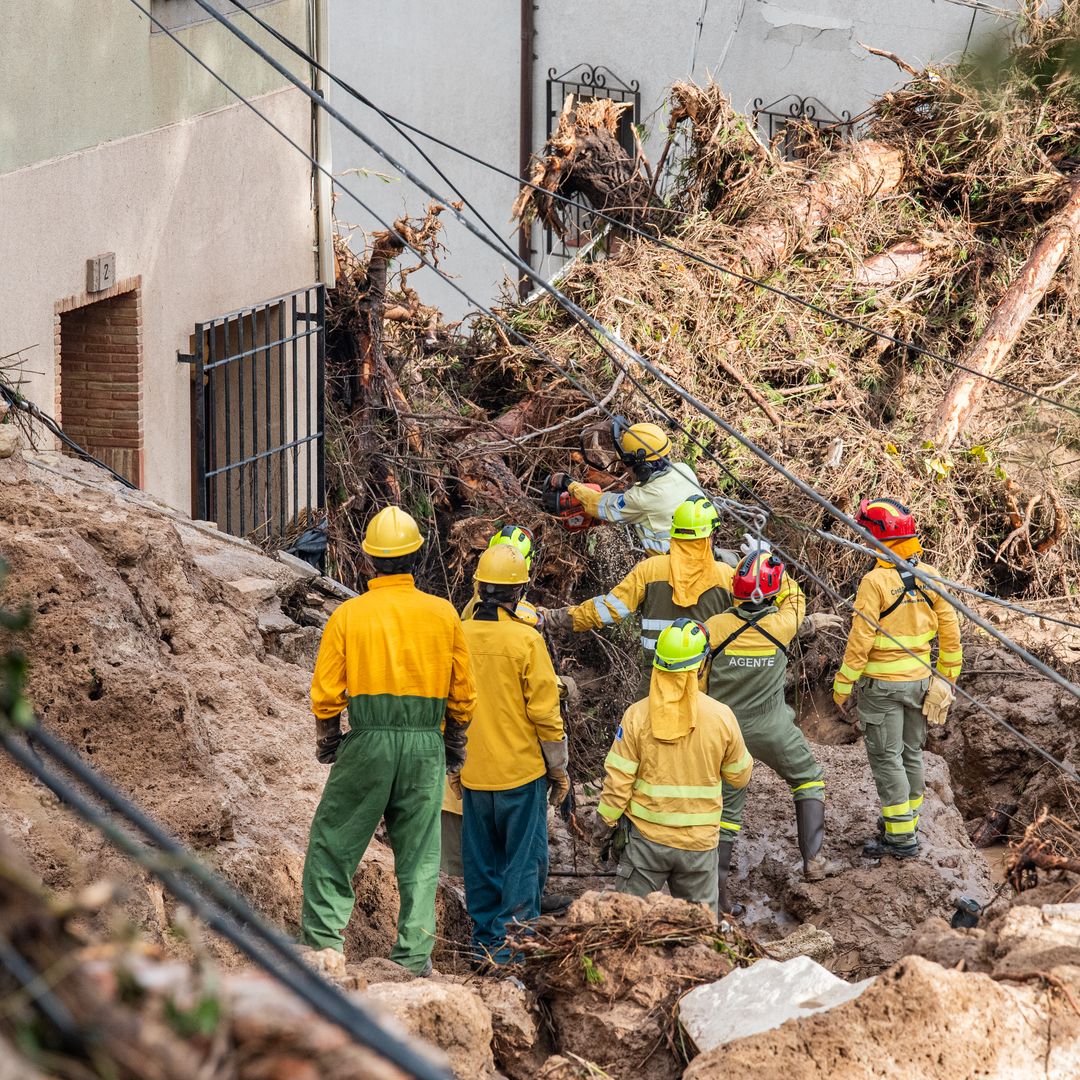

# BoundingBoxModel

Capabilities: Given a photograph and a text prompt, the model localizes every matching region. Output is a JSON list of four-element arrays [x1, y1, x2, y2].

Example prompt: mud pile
[[0, 447, 469, 964]]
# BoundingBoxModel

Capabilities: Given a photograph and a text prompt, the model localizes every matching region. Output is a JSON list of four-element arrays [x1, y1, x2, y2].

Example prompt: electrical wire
[[0, 719, 451, 1080], [220, 0, 1080, 422], [0, 380, 136, 490], [131, 0, 1080, 779]]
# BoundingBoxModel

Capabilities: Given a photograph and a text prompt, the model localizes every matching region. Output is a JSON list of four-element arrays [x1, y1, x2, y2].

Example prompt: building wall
[[0, 88, 316, 512], [327, 0, 1025, 318], [0, 0, 319, 515]]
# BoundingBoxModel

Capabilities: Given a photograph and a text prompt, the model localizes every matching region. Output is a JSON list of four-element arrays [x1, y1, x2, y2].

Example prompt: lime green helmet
[[488, 525, 535, 573], [653, 618, 710, 671], [670, 495, 719, 541]]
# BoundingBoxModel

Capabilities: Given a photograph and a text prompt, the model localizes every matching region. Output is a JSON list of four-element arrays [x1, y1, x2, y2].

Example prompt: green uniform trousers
[[301, 726, 444, 971], [719, 697, 824, 841], [615, 822, 719, 915], [856, 677, 929, 848]]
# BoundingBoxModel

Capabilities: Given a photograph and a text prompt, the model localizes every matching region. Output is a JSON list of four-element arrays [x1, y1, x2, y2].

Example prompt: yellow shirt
[[460, 610, 564, 792], [598, 691, 752, 850], [310, 574, 476, 728]]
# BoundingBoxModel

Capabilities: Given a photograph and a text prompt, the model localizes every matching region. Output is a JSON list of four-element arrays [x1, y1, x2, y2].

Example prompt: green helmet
[[653, 618, 710, 671], [488, 525, 534, 573], [670, 495, 719, 541]]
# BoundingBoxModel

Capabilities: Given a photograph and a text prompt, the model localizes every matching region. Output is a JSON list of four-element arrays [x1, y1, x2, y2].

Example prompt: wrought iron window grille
[[752, 95, 856, 158], [543, 64, 641, 264]]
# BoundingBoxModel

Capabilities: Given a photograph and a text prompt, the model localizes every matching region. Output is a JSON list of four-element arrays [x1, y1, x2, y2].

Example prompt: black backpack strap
[[879, 564, 933, 621], [710, 611, 788, 658]]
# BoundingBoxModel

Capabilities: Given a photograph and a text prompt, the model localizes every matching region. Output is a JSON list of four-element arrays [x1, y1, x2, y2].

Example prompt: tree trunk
[[926, 179, 1080, 448], [733, 141, 904, 280]]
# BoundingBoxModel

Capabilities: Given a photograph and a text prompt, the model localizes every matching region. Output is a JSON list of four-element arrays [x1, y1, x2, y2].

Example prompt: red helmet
[[856, 498, 917, 541], [733, 552, 785, 600]]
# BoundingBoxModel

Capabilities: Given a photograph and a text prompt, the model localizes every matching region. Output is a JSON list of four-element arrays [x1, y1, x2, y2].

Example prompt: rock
[[684, 955, 1080, 1079], [0, 426, 21, 459], [992, 903, 1080, 976], [258, 605, 301, 634], [764, 922, 835, 963], [679, 955, 874, 1052], [478, 977, 551, 1079], [364, 979, 496, 1078], [227, 576, 280, 604], [297, 945, 347, 980]]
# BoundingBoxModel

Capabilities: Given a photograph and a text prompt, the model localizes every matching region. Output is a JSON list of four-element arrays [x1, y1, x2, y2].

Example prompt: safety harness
[[878, 560, 933, 622], [710, 608, 789, 658]]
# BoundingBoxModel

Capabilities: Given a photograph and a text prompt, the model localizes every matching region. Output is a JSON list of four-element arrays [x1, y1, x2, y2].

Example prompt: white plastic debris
[[679, 955, 875, 1050]]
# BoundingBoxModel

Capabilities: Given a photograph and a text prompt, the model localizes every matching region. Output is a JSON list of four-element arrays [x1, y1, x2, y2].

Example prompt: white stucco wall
[[0, 88, 316, 512], [327, 0, 1026, 318]]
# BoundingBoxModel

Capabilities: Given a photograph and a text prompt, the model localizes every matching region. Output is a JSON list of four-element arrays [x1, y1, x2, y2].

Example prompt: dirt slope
[[0, 448, 413, 958]]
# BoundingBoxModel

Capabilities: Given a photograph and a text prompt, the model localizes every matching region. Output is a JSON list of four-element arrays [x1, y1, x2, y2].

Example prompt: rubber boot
[[540, 892, 573, 915], [862, 834, 919, 859], [795, 798, 827, 881], [717, 840, 743, 916]]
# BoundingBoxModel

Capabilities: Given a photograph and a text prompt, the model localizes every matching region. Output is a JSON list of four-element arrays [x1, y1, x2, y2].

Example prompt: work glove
[[543, 607, 574, 635], [447, 771, 464, 801], [547, 769, 571, 808], [443, 715, 470, 774], [557, 675, 579, 708], [315, 716, 342, 764], [923, 677, 955, 726], [798, 612, 847, 640], [833, 690, 855, 719], [548, 472, 574, 493], [590, 810, 615, 847], [740, 532, 772, 557]]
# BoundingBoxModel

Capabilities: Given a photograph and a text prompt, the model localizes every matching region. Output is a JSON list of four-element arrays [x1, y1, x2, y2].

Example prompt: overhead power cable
[[0, 719, 450, 1080], [222, 0, 1080, 422], [131, 0, 1080, 782]]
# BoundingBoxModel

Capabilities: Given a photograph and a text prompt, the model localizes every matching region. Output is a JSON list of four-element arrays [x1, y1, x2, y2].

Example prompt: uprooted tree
[[323, 3, 1080, 766]]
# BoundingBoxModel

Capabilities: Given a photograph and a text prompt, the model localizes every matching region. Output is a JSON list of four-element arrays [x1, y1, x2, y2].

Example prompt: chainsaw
[[541, 474, 602, 534]]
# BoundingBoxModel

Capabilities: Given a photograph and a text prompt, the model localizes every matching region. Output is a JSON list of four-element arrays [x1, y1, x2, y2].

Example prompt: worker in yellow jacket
[[594, 618, 752, 915], [832, 499, 963, 859], [549, 418, 701, 554], [546, 497, 802, 673], [301, 507, 476, 974], [457, 544, 567, 965]]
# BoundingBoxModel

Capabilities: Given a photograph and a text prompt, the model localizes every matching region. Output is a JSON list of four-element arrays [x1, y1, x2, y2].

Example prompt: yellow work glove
[[923, 678, 955, 726]]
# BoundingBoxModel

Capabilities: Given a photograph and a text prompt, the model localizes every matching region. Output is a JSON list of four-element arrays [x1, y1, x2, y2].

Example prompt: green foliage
[[581, 954, 604, 985], [164, 993, 222, 1039]]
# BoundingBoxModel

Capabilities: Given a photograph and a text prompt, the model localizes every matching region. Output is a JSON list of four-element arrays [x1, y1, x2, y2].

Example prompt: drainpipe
[[518, 0, 535, 300], [313, 0, 335, 286]]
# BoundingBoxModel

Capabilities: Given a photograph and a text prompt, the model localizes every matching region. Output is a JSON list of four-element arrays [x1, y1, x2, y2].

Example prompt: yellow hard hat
[[475, 545, 529, 585], [361, 505, 424, 557], [618, 422, 672, 463]]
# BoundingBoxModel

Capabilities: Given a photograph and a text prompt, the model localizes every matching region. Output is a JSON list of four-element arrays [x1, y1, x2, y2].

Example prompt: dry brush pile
[[324, 3, 1080, 770]]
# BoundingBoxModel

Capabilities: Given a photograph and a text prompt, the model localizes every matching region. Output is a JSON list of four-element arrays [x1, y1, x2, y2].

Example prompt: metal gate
[[185, 285, 325, 543], [752, 95, 855, 159]]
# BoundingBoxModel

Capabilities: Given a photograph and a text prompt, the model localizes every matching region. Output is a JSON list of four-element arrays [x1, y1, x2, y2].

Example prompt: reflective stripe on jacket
[[460, 609, 564, 792], [572, 462, 701, 553], [568, 554, 733, 656], [310, 574, 477, 729], [833, 561, 963, 698], [598, 692, 752, 850], [704, 589, 805, 717]]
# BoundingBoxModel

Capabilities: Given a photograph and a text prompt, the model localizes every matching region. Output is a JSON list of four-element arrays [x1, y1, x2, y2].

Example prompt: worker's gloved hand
[[542, 607, 573, 634], [557, 675, 580, 708], [549, 472, 574, 493], [740, 532, 772, 557], [443, 715, 469, 773], [315, 716, 342, 764], [590, 810, 615, 847], [798, 612, 847, 639], [447, 771, 464, 801], [833, 690, 855, 719], [547, 769, 571, 808], [923, 677, 955, 725]]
